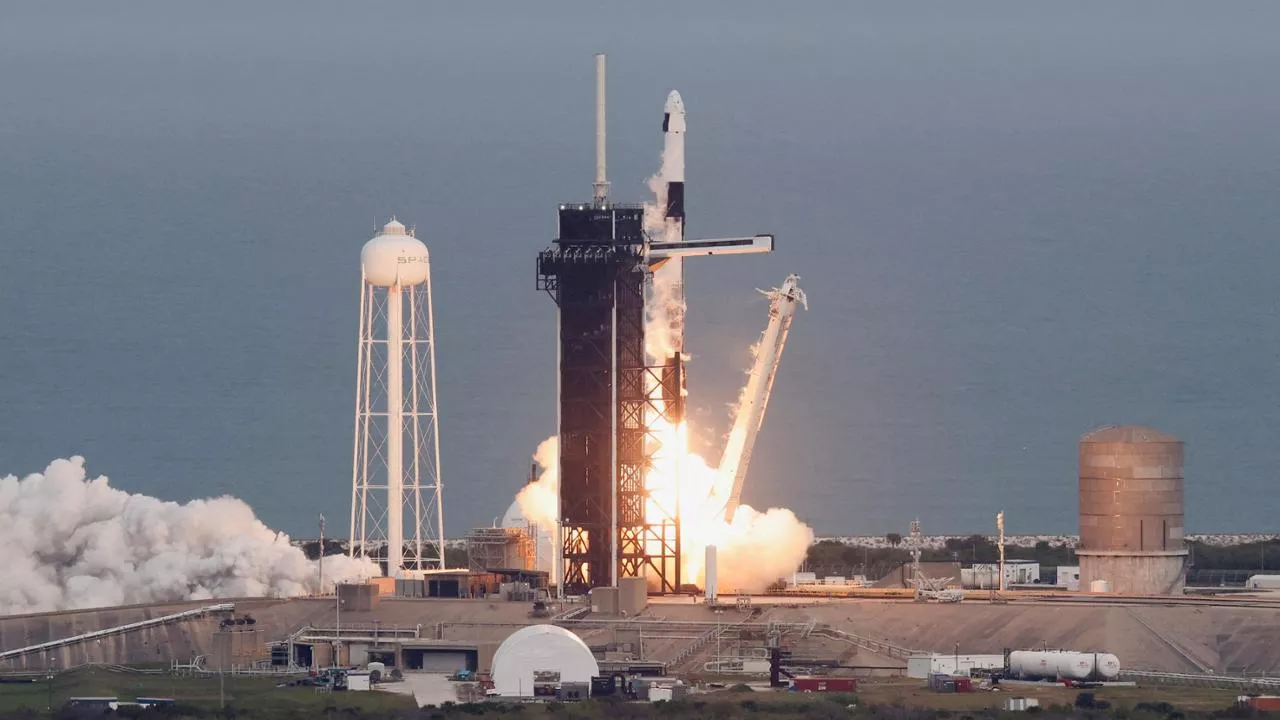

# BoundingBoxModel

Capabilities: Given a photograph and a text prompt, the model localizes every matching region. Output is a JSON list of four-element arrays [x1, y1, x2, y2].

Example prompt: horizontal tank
[[1009, 650, 1121, 681], [1246, 575, 1280, 591]]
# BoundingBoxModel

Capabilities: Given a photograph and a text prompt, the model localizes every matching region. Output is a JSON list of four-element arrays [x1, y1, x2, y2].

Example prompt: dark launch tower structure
[[536, 205, 684, 595]]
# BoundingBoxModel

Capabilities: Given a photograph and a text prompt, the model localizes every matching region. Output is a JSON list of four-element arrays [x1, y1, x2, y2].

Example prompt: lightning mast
[[716, 274, 808, 523]]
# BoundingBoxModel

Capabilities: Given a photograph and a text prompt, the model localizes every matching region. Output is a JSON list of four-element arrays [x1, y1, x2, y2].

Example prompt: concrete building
[[962, 561, 1040, 588], [1077, 426, 1189, 595], [1056, 566, 1081, 591]]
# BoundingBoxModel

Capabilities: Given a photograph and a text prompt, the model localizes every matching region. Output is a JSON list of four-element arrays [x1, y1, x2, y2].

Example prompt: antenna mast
[[592, 53, 609, 205]]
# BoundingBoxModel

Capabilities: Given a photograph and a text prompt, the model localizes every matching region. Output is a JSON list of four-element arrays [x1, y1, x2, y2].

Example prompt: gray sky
[[1, 1, 1278, 538]]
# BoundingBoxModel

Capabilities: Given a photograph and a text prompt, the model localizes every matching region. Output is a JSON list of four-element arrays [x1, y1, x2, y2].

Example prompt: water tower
[[349, 219, 445, 576], [1078, 425, 1188, 594]]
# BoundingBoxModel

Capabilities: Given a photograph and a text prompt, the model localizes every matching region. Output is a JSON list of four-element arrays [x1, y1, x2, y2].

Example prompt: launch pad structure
[[537, 205, 685, 595], [537, 55, 773, 595]]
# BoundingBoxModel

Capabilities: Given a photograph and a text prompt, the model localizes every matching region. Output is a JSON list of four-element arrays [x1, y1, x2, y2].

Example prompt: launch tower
[[537, 56, 776, 595]]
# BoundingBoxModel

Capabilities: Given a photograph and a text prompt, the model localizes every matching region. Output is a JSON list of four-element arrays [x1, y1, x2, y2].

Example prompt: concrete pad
[[379, 672, 458, 707]]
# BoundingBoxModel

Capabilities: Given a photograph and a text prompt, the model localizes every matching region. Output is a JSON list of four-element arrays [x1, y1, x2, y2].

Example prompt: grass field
[[0, 667, 1246, 719], [0, 666, 417, 716]]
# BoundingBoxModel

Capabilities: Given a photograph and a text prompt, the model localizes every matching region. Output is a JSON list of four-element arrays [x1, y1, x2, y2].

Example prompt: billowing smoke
[[0, 457, 377, 615], [512, 436, 559, 574], [642, 171, 683, 363], [711, 507, 815, 593]]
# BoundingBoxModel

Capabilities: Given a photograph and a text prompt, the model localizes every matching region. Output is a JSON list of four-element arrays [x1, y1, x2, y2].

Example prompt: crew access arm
[[717, 273, 807, 523]]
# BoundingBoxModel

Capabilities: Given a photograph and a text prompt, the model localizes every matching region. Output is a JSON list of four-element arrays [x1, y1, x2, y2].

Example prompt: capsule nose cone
[[665, 90, 685, 115]]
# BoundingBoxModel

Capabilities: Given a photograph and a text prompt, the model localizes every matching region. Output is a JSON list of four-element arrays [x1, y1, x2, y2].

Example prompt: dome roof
[[492, 624, 599, 697], [1081, 425, 1181, 444]]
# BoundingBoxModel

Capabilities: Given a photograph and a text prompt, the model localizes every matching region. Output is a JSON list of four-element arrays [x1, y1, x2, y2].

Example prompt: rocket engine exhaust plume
[[0, 457, 377, 615], [516, 436, 559, 534]]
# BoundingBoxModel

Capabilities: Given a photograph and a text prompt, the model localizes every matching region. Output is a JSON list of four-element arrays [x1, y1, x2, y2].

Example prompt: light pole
[[319, 514, 326, 594]]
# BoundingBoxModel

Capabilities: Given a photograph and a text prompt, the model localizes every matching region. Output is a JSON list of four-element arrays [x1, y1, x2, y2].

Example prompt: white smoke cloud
[[711, 507, 816, 593], [0, 457, 378, 615], [515, 436, 558, 533]]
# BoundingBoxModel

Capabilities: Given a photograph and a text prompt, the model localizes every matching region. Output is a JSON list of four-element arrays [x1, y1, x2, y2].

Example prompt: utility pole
[[319, 514, 326, 594], [997, 512, 1007, 593]]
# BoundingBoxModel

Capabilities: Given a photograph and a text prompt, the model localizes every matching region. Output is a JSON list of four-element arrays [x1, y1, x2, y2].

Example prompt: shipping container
[[1239, 696, 1280, 712], [927, 674, 975, 693], [791, 677, 857, 693]]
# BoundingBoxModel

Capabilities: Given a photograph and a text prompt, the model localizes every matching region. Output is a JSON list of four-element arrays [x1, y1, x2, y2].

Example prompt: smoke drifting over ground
[[0, 457, 376, 615]]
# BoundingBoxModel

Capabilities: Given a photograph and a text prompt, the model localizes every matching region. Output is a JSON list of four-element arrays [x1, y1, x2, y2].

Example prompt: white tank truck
[[1007, 650, 1121, 682]]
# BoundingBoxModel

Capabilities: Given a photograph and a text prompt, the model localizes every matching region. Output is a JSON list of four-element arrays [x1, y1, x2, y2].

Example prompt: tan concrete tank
[[1078, 425, 1189, 595]]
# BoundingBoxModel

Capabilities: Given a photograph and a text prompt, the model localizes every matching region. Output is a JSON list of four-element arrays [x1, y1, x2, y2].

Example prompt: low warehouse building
[[491, 625, 599, 697], [907, 653, 1005, 678]]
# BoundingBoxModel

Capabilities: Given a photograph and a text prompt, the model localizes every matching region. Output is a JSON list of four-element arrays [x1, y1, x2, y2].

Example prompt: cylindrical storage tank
[[1095, 653, 1121, 680], [1089, 579, 1112, 593], [1009, 651, 1059, 680], [704, 545, 718, 602], [1077, 426, 1189, 595], [1009, 651, 1121, 681], [1246, 575, 1280, 591]]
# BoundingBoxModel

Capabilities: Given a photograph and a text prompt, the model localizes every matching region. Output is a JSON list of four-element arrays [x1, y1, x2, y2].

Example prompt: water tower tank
[[361, 220, 430, 287], [1077, 425, 1189, 595]]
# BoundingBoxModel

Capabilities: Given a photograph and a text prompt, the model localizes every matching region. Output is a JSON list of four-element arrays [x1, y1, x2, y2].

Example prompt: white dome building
[[492, 625, 599, 697]]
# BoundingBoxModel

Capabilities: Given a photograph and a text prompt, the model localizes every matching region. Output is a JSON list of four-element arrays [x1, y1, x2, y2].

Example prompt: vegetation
[[803, 536, 1078, 582], [1186, 538, 1280, 573], [295, 537, 1280, 586], [0, 669, 1251, 720]]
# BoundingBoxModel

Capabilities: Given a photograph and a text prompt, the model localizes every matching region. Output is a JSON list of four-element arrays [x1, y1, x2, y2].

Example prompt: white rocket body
[[653, 91, 687, 358]]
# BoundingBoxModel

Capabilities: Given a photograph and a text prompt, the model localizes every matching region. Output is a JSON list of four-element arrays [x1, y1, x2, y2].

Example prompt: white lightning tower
[[350, 219, 445, 577]]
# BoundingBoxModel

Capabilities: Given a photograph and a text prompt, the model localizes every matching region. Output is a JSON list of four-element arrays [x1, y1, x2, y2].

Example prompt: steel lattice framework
[[349, 255, 444, 574], [537, 204, 682, 595]]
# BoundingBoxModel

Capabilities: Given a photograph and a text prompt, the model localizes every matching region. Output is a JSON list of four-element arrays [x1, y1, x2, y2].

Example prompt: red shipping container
[[791, 677, 858, 693], [1247, 697, 1280, 712]]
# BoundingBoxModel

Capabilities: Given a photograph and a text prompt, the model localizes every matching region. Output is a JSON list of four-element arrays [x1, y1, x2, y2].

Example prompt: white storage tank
[[1246, 575, 1280, 591], [1008, 650, 1120, 681], [705, 545, 719, 602], [1090, 579, 1112, 593]]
